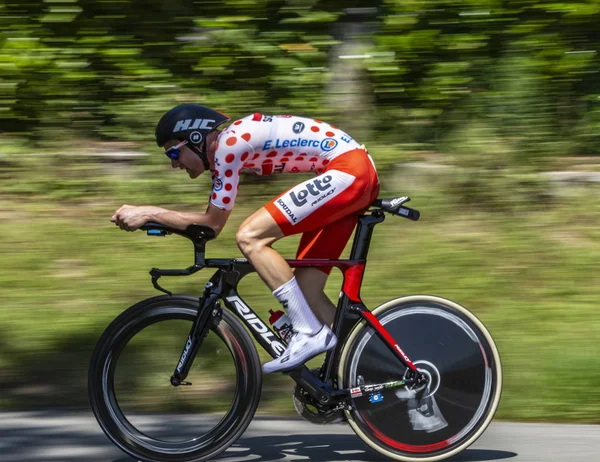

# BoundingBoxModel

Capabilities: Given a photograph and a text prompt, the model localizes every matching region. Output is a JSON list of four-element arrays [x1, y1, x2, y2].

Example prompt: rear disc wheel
[[338, 295, 502, 461]]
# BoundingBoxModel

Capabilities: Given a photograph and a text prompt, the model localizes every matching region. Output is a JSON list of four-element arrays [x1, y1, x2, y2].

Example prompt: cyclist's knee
[[235, 224, 256, 254], [236, 223, 272, 256], [237, 214, 282, 256]]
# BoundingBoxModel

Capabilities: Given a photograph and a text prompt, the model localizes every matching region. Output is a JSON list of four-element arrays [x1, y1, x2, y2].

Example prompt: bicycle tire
[[338, 295, 502, 462], [88, 295, 262, 462]]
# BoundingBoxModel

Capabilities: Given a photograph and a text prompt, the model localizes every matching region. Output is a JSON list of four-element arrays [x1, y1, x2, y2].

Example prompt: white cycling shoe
[[263, 325, 337, 373]]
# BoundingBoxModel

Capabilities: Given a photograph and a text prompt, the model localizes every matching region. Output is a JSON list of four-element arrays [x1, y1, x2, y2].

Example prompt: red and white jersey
[[209, 113, 362, 210]]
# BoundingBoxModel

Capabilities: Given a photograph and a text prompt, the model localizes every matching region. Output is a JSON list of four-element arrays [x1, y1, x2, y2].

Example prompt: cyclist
[[111, 104, 380, 373]]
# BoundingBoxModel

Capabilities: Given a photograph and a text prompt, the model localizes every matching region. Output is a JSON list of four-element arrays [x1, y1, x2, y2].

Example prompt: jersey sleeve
[[209, 124, 253, 211]]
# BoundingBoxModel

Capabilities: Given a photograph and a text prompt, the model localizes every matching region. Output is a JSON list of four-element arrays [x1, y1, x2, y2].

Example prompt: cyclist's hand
[[111, 205, 156, 232]]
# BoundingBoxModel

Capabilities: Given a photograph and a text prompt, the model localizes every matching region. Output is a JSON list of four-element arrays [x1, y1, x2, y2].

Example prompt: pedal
[[415, 396, 435, 417]]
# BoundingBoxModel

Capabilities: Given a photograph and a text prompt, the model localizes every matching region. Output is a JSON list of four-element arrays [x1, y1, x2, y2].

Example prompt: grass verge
[[1, 155, 599, 422]]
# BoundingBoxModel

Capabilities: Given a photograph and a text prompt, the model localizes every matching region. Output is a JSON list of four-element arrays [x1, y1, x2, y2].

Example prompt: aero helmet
[[155, 104, 230, 169]]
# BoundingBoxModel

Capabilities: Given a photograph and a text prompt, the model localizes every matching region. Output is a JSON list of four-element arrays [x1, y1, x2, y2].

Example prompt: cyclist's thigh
[[238, 206, 285, 241]]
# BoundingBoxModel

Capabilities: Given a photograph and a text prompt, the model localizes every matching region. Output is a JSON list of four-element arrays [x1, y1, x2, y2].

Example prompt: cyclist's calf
[[295, 268, 336, 326]]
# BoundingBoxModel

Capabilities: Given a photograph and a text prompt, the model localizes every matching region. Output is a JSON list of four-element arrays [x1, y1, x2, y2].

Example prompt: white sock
[[273, 277, 322, 335]]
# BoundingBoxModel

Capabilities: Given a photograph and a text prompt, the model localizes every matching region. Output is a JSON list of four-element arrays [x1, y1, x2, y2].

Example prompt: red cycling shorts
[[265, 148, 380, 273]]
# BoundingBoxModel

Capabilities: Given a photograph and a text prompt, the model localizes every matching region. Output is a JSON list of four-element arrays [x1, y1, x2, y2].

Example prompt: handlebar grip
[[142, 222, 172, 236], [396, 207, 420, 221], [146, 229, 166, 236]]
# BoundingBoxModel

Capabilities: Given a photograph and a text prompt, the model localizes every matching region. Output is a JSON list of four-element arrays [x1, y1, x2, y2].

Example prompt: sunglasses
[[164, 140, 188, 160]]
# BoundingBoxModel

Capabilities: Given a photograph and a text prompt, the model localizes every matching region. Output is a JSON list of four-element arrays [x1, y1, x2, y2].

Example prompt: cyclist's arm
[[147, 203, 231, 235]]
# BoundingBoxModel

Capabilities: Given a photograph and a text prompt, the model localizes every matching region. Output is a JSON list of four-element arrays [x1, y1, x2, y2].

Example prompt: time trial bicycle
[[88, 195, 502, 462]]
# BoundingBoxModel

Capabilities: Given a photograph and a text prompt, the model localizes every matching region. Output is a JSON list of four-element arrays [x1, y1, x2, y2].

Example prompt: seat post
[[349, 211, 385, 261]]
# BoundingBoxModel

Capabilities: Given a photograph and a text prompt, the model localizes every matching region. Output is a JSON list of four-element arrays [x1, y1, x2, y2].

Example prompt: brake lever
[[150, 268, 172, 296]]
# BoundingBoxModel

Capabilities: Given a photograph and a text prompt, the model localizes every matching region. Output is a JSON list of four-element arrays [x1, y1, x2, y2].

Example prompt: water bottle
[[268, 309, 294, 343]]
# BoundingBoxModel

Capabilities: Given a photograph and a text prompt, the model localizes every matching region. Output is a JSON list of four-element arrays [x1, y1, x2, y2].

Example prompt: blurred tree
[[0, 0, 598, 156]]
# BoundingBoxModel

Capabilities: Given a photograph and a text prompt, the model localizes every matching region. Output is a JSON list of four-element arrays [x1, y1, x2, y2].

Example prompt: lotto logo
[[274, 170, 355, 225], [290, 176, 332, 207]]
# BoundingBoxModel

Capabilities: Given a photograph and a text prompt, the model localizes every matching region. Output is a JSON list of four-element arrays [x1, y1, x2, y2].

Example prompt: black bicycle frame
[[165, 209, 423, 405]]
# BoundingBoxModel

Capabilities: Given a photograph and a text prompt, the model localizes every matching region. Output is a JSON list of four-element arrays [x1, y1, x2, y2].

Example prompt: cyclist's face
[[163, 140, 204, 179]]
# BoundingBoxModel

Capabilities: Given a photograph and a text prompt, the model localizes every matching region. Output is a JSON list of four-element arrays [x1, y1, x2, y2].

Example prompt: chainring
[[292, 369, 346, 425]]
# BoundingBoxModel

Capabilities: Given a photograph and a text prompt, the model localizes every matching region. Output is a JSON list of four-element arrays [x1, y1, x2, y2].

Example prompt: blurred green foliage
[[1, 0, 600, 422], [1, 162, 600, 421], [1, 0, 600, 159]]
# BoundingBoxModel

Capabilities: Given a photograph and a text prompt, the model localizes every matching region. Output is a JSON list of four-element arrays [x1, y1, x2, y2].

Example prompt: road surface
[[1, 411, 598, 461]]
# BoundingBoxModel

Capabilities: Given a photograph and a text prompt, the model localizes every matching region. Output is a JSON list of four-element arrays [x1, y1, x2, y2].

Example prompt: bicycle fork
[[170, 282, 222, 386]]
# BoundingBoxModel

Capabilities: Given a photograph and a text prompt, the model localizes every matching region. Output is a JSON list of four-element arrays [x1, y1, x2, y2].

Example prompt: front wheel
[[88, 295, 262, 462], [338, 295, 502, 462]]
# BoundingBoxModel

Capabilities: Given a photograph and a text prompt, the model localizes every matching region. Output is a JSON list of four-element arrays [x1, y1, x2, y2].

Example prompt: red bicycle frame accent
[[286, 259, 365, 303], [358, 309, 418, 372], [286, 258, 416, 372]]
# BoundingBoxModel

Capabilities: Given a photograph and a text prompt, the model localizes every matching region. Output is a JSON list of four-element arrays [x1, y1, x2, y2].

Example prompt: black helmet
[[155, 103, 230, 148]]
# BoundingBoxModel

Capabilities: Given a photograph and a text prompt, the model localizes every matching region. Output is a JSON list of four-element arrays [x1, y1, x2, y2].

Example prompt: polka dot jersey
[[209, 114, 361, 210]]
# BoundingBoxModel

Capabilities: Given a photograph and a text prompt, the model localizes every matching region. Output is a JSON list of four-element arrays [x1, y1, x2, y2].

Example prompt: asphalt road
[[1, 411, 598, 462]]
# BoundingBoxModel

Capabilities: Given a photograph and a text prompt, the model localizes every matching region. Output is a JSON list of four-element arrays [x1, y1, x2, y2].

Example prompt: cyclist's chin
[[187, 168, 201, 179]]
